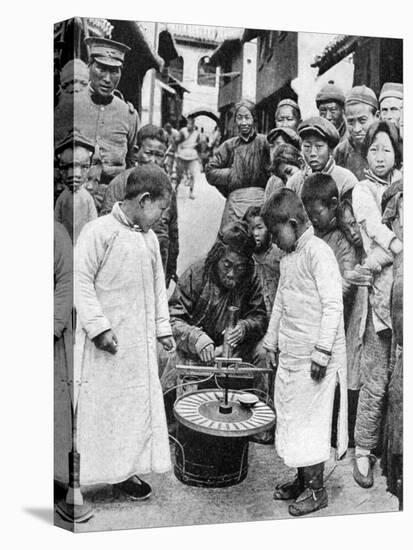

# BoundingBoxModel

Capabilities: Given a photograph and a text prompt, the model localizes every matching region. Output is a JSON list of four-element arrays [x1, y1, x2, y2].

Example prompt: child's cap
[[345, 85, 378, 110], [60, 59, 89, 87], [267, 127, 301, 149], [55, 129, 96, 156], [379, 82, 403, 104], [298, 117, 340, 149]]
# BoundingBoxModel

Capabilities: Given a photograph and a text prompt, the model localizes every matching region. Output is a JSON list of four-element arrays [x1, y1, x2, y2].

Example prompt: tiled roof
[[311, 34, 368, 75]]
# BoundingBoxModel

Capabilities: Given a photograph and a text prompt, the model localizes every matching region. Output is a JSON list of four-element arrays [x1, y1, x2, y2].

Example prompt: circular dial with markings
[[174, 390, 275, 437]]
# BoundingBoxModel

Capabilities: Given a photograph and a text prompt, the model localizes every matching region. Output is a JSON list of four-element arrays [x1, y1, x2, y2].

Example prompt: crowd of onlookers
[[54, 35, 403, 518], [199, 82, 403, 512]]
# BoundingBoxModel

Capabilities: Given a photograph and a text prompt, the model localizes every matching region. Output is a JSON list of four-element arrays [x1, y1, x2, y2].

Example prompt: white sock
[[355, 446, 371, 476]]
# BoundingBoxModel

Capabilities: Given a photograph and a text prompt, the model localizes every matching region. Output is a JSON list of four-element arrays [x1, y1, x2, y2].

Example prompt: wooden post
[[148, 22, 159, 124]]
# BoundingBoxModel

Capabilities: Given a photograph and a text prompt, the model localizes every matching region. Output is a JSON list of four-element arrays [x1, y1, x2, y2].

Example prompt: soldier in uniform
[[55, 37, 139, 188]]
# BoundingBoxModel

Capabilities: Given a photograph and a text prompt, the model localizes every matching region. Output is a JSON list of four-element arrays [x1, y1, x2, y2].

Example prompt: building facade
[[245, 29, 354, 134], [167, 24, 223, 134], [312, 35, 402, 98]]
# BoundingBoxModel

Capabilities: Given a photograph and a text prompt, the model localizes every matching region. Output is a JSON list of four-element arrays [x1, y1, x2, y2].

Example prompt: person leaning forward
[[54, 37, 139, 186], [161, 222, 273, 444], [166, 221, 268, 369]]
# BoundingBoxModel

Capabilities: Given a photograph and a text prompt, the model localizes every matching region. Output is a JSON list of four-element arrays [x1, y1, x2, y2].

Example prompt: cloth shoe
[[353, 454, 376, 488], [273, 470, 304, 500], [288, 486, 328, 516], [288, 463, 328, 516], [113, 476, 152, 500]]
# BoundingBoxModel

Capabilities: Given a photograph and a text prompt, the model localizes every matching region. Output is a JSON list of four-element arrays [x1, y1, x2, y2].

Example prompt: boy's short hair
[[262, 188, 308, 228], [243, 205, 263, 224], [125, 164, 172, 200], [362, 120, 403, 168], [137, 124, 167, 147], [301, 173, 338, 208]]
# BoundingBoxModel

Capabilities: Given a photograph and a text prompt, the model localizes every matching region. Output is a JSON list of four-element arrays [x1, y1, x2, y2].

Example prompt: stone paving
[[55, 444, 398, 533]]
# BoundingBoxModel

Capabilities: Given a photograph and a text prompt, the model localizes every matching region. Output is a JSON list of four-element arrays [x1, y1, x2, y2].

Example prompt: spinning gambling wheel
[[174, 389, 275, 437], [172, 357, 276, 488]]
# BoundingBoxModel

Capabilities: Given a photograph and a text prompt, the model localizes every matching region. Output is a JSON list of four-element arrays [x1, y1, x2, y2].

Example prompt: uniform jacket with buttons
[[54, 88, 139, 184]]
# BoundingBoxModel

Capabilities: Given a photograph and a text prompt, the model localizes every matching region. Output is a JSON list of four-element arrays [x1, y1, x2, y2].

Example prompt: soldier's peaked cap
[[85, 37, 130, 67]]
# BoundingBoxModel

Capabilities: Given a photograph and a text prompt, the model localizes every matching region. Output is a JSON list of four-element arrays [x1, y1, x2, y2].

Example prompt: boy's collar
[[364, 168, 402, 187], [295, 224, 314, 252], [112, 202, 143, 232], [322, 156, 335, 174]]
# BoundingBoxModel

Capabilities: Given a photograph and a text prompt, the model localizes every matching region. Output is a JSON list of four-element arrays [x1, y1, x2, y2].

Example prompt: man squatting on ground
[[162, 222, 272, 411]]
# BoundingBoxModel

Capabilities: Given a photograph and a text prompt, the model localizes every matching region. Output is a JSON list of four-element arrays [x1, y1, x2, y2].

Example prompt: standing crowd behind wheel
[[54, 35, 403, 518]]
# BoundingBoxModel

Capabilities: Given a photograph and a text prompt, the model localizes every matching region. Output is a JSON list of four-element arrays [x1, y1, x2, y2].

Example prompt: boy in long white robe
[[59, 164, 175, 501], [262, 188, 347, 517]]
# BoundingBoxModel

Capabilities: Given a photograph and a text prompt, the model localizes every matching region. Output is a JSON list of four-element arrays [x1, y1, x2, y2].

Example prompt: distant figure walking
[[198, 127, 210, 173], [176, 116, 200, 199]]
